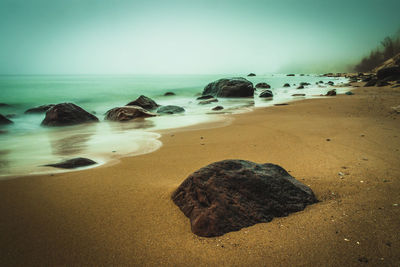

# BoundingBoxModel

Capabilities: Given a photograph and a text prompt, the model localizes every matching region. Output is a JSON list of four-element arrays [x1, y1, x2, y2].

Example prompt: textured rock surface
[[157, 105, 185, 114], [25, 104, 55, 114], [126, 95, 159, 110], [105, 106, 156, 121], [259, 90, 273, 98], [172, 160, 317, 237], [326, 89, 337, 96], [202, 78, 254, 98], [376, 66, 400, 81], [44, 157, 97, 169], [0, 114, 13, 125], [41, 103, 99, 126]]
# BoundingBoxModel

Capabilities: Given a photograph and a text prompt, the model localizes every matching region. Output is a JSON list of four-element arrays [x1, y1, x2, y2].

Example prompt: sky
[[0, 0, 399, 75]]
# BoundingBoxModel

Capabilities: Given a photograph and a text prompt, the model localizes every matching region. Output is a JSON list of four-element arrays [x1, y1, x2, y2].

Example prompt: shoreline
[[0, 83, 399, 265]]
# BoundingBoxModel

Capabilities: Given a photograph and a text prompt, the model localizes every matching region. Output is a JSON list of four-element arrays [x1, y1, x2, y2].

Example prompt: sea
[[0, 74, 350, 178]]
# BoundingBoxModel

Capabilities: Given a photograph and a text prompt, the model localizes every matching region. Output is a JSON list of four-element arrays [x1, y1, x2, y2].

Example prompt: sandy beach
[[1, 84, 399, 266]]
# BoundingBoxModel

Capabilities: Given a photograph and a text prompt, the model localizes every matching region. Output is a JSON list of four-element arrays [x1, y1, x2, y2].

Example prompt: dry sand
[[1, 84, 399, 266]]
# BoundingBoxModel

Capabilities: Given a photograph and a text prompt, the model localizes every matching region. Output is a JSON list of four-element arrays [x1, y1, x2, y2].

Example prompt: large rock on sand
[[0, 114, 13, 125], [377, 66, 400, 81], [25, 104, 55, 114], [105, 106, 156, 121], [44, 157, 96, 169], [41, 103, 99, 126], [172, 159, 317, 237], [202, 78, 254, 98], [126, 95, 159, 110]]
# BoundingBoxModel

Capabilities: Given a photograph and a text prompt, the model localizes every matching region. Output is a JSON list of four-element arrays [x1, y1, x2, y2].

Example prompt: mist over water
[[0, 74, 349, 177]]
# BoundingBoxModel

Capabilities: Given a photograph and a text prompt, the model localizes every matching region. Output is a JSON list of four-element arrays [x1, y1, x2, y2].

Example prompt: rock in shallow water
[[41, 103, 99, 126], [202, 78, 254, 98], [126, 95, 159, 110], [105, 106, 157, 121], [44, 157, 97, 169], [259, 90, 273, 98], [0, 114, 13, 125], [172, 159, 318, 237], [157, 105, 185, 114]]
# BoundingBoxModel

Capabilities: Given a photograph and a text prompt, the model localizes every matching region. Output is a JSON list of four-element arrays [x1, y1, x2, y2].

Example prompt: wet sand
[[0, 84, 399, 266]]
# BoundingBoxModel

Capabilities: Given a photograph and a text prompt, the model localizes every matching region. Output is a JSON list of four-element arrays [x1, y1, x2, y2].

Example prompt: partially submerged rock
[[345, 91, 354, 95], [255, 82, 271, 89], [259, 90, 273, 98], [212, 106, 224, 111], [297, 85, 304, 89], [44, 157, 97, 169], [105, 106, 157, 121], [197, 95, 214, 100], [157, 105, 185, 114], [283, 83, 290, 87], [292, 93, 306, 96], [202, 78, 254, 98], [326, 89, 336, 96], [286, 74, 295, 76], [164, 92, 176, 96], [172, 160, 317, 237], [41, 103, 99, 126], [126, 95, 159, 110], [0, 114, 13, 125], [25, 104, 55, 114], [247, 73, 256, 77], [198, 98, 218, 105]]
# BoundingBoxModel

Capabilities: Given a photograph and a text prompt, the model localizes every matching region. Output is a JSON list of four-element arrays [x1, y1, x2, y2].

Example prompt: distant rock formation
[[41, 103, 99, 126], [172, 160, 317, 237], [255, 82, 271, 89]]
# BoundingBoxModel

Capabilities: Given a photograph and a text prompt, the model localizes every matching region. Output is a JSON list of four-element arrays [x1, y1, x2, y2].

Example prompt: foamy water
[[0, 74, 350, 178]]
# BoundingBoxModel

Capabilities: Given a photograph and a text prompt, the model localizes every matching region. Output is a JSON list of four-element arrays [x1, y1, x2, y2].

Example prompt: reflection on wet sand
[[107, 119, 156, 132], [47, 124, 97, 156]]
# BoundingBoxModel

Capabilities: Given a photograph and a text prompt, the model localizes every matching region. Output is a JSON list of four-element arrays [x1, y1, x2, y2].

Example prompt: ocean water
[[0, 74, 349, 178]]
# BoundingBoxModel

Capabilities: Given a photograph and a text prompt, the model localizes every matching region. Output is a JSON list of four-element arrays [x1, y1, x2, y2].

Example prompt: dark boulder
[[327, 81, 334, 86], [345, 91, 354, 95], [286, 74, 295, 76], [247, 73, 256, 77], [164, 92, 176, 96], [326, 89, 336, 96], [300, 82, 310, 86], [296, 85, 304, 89], [197, 95, 214, 100], [318, 81, 324, 84], [377, 67, 400, 81], [24, 104, 55, 114], [292, 93, 306, 96], [126, 95, 159, 110], [255, 82, 271, 89], [199, 98, 218, 105], [376, 81, 390, 87], [172, 160, 317, 237], [157, 105, 185, 114], [364, 79, 377, 87], [105, 106, 157, 121], [0, 114, 13, 125], [212, 106, 224, 111], [259, 90, 273, 98], [0, 103, 10, 107], [202, 78, 254, 98], [41, 103, 99, 127], [283, 83, 291, 87], [44, 157, 96, 169]]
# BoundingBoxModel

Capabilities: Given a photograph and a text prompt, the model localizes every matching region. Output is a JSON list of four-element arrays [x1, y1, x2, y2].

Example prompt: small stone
[[344, 238, 350, 242], [326, 138, 331, 141], [393, 203, 398, 207], [338, 172, 344, 176]]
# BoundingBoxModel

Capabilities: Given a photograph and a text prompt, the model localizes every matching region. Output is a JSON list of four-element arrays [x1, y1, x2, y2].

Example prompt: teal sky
[[0, 0, 399, 75]]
